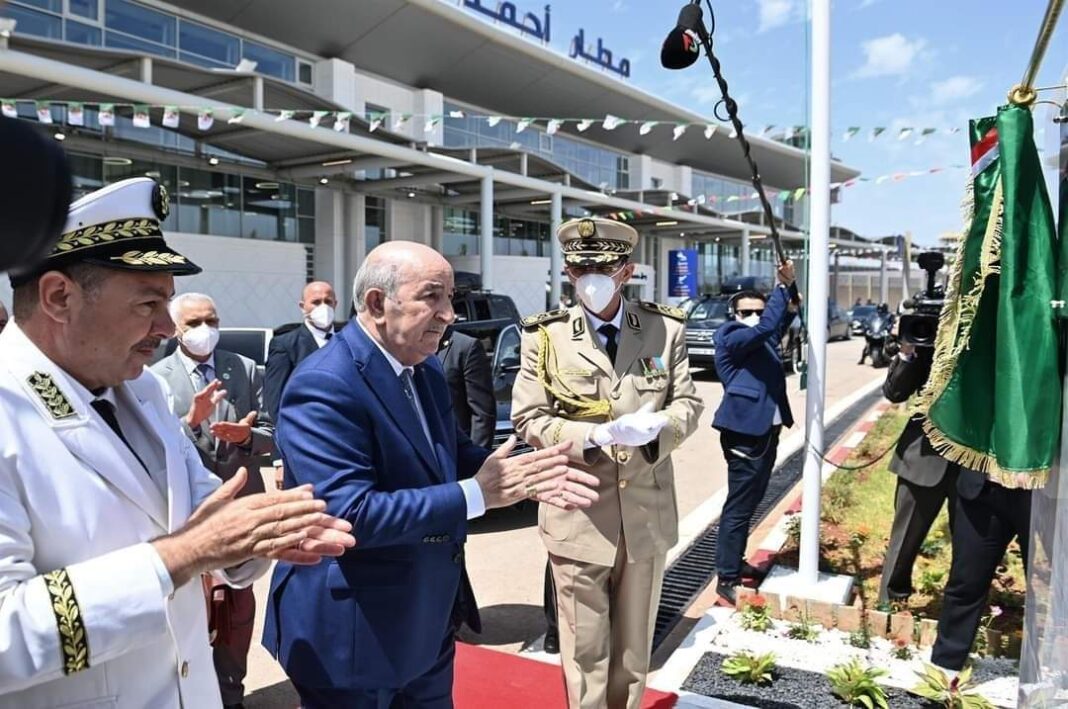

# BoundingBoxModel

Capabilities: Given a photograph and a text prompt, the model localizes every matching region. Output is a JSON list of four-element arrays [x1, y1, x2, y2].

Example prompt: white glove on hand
[[591, 402, 669, 447]]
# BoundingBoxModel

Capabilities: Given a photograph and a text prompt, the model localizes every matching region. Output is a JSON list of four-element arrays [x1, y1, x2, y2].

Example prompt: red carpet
[[454, 642, 678, 708]]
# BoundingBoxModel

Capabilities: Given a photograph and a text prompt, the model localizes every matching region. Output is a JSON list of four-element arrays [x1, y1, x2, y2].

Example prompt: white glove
[[591, 402, 669, 447]]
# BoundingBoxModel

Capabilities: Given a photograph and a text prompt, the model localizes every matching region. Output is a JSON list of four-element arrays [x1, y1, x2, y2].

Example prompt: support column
[[879, 249, 889, 304], [480, 173, 494, 290], [431, 205, 444, 254], [550, 192, 563, 307], [740, 228, 751, 275], [832, 250, 840, 304]]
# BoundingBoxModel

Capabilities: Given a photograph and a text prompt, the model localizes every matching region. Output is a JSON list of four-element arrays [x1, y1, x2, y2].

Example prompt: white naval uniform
[[0, 323, 268, 709]]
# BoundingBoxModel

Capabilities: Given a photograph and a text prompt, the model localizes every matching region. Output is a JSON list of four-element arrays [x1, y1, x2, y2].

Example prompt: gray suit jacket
[[151, 348, 274, 496], [883, 353, 954, 487]]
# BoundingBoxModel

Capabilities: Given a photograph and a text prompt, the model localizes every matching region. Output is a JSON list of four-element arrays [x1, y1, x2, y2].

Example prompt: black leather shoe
[[716, 580, 739, 606], [543, 632, 560, 654], [223, 704, 245, 709]]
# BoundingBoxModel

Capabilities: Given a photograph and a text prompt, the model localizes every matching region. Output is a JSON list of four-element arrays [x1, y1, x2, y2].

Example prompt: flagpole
[[799, 0, 830, 587]]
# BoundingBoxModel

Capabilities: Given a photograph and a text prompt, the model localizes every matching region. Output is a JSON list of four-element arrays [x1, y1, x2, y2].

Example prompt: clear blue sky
[[462, 0, 1066, 247]]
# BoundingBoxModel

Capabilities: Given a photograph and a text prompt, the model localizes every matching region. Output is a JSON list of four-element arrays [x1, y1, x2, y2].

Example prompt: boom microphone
[[660, 1, 705, 70]]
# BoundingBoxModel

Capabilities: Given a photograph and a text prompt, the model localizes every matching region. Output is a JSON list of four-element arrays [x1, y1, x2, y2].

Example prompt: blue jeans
[[716, 426, 781, 581]]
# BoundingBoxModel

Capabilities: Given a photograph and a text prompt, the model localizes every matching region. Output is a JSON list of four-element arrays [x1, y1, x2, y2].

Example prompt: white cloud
[[756, 0, 795, 33], [929, 76, 983, 104], [611, 0, 627, 12], [854, 33, 926, 78]]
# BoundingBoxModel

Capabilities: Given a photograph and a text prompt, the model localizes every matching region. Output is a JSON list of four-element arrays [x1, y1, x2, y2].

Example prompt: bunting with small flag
[[275, 110, 295, 122], [198, 109, 214, 131], [516, 117, 534, 133], [704, 124, 717, 140], [228, 108, 246, 125], [333, 111, 352, 132], [672, 124, 686, 141], [98, 104, 115, 126], [546, 118, 562, 135], [576, 119, 594, 132], [394, 113, 412, 130], [132, 105, 150, 128], [67, 102, 84, 127], [162, 105, 180, 128], [639, 120, 657, 136], [35, 102, 52, 124], [309, 111, 328, 128], [369, 113, 385, 132], [843, 126, 861, 141], [1, 100, 15, 118], [602, 114, 625, 131]]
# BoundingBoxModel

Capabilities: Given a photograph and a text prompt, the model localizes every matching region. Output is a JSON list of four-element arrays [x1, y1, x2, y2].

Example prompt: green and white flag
[[67, 102, 84, 126], [897, 127, 914, 141], [132, 105, 151, 128], [162, 106, 180, 128], [672, 124, 686, 141], [515, 117, 533, 133], [915, 105, 1062, 488], [704, 124, 717, 139], [639, 121, 657, 136], [869, 127, 886, 142], [333, 112, 351, 132], [369, 113, 385, 132], [1, 100, 16, 119], [424, 115, 442, 133], [576, 119, 594, 132], [546, 119, 562, 135], [602, 114, 625, 131], [842, 126, 861, 141], [98, 104, 115, 126], [228, 108, 246, 125], [309, 111, 328, 128], [198, 109, 214, 131], [275, 110, 295, 122], [486, 115, 502, 127], [35, 102, 53, 124], [394, 113, 412, 130]]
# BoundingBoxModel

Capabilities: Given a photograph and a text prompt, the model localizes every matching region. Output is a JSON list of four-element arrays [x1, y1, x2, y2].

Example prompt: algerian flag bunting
[[704, 124, 717, 139], [576, 119, 594, 132], [546, 119, 562, 135], [132, 105, 151, 128], [672, 124, 686, 141], [516, 118, 533, 133], [843, 126, 861, 141], [639, 121, 657, 136], [914, 105, 1062, 488], [333, 112, 352, 132], [67, 102, 84, 126], [198, 109, 214, 131], [162, 106, 180, 128], [228, 108, 246, 125], [602, 114, 625, 131], [35, 102, 53, 124], [275, 110, 295, 122], [98, 104, 115, 126], [309, 111, 328, 128], [1, 100, 16, 119]]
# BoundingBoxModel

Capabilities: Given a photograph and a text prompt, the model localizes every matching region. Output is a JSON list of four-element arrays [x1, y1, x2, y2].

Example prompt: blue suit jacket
[[262, 320, 490, 690], [711, 286, 796, 437]]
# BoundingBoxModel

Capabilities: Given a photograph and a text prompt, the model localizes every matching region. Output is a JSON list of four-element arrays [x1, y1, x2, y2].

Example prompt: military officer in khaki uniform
[[512, 217, 703, 709]]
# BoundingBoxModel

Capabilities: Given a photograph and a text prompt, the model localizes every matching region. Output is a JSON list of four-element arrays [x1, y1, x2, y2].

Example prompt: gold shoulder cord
[[535, 326, 612, 420]]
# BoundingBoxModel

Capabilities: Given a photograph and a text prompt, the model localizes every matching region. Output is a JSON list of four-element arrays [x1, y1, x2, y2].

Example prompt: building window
[[366, 196, 386, 254], [242, 177, 298, 241], [616, 156, 630, 190], [242, 39, 294, 82], [298, 60, 313, 86], [443, 207, 478, 257], [2, 4, 63, 40], [104, 0, 175, 56], [179, 19, 240, 69], [177, 168, 242, 238], [65, 18, 101, 44], [68, 0, 98, 20]]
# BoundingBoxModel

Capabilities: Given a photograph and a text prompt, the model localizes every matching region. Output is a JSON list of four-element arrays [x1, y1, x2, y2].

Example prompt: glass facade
[[366, 196, 386, 254], [441, 207, 550, 258], [2, 0, 302, 82], [63, 150, 315, 243], [692, 170, 797, 224], [696, 241, 776, 292], [443, 102, 630, 190]]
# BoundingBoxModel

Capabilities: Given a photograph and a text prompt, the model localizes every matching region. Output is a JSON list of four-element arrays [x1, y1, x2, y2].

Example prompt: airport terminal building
[[0, 0, 863, 324]]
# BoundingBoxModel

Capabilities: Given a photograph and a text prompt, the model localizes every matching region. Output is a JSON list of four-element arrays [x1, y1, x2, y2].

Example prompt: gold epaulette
[[639, 301, 686, 321], [521, 309, 568, 330]]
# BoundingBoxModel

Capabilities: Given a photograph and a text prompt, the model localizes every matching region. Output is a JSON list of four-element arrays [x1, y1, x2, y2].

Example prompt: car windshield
[[687, 299, 730, 324], [851, 306, 876, 320]]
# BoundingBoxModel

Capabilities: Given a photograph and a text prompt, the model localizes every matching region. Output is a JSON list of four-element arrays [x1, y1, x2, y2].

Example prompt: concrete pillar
[[879, 249, 889, 304], [480, 173, 494, 290], [550, 192, 563, 307], [139, 57, 152, 83], [431, 205, 444, 253], [740, 228, 751, 275], [314, 189, 348, 300]]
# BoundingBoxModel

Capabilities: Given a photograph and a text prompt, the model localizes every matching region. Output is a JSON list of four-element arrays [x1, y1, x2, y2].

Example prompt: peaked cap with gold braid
[[558, 217, 637, 268]]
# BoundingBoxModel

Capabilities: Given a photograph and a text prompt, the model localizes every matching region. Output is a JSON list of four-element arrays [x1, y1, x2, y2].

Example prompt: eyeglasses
[[566, 264, 624, 277], [737, 309, 764, 318]]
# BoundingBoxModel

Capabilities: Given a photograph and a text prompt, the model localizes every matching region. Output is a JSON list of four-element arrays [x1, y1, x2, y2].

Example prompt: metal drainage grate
[[652, 388, 885, 649]]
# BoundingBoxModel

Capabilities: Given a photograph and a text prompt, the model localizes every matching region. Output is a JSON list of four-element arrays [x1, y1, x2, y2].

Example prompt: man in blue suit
[[262, 241, 599, 708], [711, 261, 799, 604]]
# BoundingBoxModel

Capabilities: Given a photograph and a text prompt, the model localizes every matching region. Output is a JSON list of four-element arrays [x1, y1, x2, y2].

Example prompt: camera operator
[[878, 338, 959, 604]]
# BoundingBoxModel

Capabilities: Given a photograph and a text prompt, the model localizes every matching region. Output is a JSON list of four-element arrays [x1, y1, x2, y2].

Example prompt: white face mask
[[181, 323, 219, 357], [575, 273, 620, 313], [739, 314, 761, 328], [307, 303, 335, 331]]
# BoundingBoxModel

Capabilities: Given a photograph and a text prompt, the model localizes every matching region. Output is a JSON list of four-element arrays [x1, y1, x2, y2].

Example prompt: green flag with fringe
[[915, 105, 1061, 489]]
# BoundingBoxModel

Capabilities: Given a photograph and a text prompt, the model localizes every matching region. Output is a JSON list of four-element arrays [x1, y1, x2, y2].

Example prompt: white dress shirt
[[356, 319, 486, 519], [583, 300, 625, 350], [305, 321, 332, 348]]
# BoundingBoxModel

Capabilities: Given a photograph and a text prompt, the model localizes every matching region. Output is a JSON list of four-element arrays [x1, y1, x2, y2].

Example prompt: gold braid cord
[[535, 326, 612, 420], [43, 569, 90, 675]]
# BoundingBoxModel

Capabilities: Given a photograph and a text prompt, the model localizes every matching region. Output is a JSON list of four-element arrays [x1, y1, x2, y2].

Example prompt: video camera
[[898, 251, 946, 347]]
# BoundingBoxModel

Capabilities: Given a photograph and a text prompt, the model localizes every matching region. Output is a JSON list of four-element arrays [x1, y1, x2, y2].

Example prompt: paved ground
[[242, 338, 882, 707]]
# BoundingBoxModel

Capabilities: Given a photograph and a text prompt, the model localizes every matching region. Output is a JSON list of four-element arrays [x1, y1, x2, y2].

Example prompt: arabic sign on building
[[668, 250, 698, 298], [461, 1, 631, 79]]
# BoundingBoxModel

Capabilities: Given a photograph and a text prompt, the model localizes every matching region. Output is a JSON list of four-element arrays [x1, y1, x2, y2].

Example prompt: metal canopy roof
[[2, 36, 414, 166], [158, 0, 860, 190]]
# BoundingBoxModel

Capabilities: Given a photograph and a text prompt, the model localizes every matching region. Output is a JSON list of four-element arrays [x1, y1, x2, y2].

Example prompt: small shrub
[[912, 663, 996, 708], [827, 657, 889, 709], [972, 606, 1003, 657], [919, 569, 947, 595], [739, 594, 772, 633], [786, 610, 820, 642], [920, 530, 947, 558], [785, 514, 802, 547], [849, 525, 871, 550], [722, 651, 776, 686], [848, 621, 872, 649], [891, 637, 913, 660]]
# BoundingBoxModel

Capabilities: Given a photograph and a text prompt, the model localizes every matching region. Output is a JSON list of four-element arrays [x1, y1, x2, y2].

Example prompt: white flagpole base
[[758, 564, 854, 606]]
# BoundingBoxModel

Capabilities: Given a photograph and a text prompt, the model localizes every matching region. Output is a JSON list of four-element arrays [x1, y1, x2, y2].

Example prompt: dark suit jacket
[[262, 320, 491, 690], [264, 324, 323, 422], [882, 352, 956, 488], [712, 286, 795, 437], [151, 348, 273, 495], [438, 330, 496, 448]]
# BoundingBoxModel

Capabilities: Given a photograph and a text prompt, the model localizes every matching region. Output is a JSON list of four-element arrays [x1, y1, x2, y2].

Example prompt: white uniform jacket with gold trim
[[511, 301, 704, 566], [0, 323, 267, 709]]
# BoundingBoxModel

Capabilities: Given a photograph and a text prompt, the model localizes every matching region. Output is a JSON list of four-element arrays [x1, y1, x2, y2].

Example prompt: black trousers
[[878, 470, 958, 603], [930, 482, 1032, 670], [716, 426, 781, 581], [543, 559, 558, 638]]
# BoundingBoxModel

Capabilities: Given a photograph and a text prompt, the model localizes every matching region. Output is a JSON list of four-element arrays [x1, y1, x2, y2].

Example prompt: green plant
[[848, 621, 872, 649], [739, 594, 772, 632], [848, 525, 871, 550], [722, 651, 776, 686], [785, 514, 802, 547], [786, 610, 820, 642], [919, 569, 947, 595], [826, 657, 889, 709], [891, 636, 913, 660], [912, 663, 996, 708], [972, 606, 1003, 657], [920, 530, 947, 557]]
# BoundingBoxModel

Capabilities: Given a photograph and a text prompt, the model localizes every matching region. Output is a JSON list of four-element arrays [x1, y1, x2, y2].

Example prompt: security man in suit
[[877, 343, 959, 604], [711, 265, 799, 605], [264, 280, 338, 487], [512, 217, 703, 709], [437, 327, 496, 449], [152, 292, 275, 709]]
